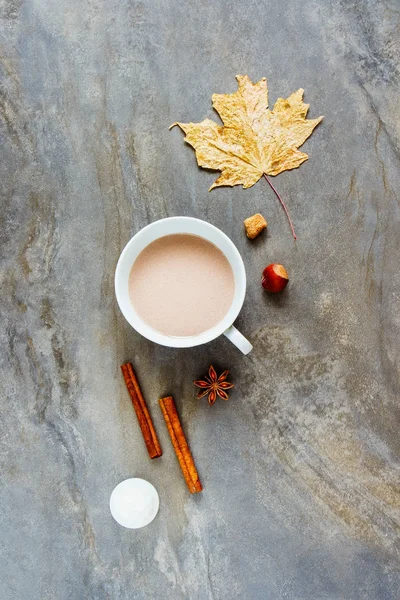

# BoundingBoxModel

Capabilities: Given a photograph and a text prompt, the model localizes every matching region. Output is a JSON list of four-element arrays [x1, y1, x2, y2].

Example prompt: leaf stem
[[263, 174, 297, 240]]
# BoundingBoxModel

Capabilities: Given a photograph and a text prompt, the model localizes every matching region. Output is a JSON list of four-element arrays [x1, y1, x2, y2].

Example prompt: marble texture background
[[1, 0, 400, 598]]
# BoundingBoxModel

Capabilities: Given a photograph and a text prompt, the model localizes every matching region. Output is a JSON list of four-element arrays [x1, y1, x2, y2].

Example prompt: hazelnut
[[261, 264, 289, 293]]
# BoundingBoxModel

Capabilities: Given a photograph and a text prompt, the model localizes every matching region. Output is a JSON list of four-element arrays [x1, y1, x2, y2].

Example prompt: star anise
[[193, 365, 234, 405]]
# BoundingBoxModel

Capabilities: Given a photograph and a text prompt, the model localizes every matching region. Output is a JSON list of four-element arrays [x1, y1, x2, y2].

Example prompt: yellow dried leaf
[[171, 75, 322, 191]]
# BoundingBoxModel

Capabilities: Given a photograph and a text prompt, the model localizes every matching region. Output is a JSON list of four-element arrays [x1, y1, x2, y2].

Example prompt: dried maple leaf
[[171, 75, 322, 238]]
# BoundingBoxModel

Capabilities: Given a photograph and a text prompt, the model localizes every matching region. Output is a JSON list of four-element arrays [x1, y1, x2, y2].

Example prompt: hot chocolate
[[129, 234, 235, 337]]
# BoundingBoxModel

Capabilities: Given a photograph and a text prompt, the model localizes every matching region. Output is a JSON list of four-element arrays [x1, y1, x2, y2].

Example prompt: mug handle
[[224, 325, 253, 355]]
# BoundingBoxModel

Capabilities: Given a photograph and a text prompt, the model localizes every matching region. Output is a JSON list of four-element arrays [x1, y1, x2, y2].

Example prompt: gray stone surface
[[1, 0, 400, 598]]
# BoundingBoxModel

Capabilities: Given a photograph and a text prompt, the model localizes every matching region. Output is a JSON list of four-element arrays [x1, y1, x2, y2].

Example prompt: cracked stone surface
[[1, 1, 400, 598]]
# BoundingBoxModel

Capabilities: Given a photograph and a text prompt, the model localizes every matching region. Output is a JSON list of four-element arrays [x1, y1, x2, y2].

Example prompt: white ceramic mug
[[114, 217, 253, 354]]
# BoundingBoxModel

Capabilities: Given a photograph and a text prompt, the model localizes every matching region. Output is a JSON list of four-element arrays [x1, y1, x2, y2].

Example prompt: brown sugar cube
[[244, 213, 268, 239]]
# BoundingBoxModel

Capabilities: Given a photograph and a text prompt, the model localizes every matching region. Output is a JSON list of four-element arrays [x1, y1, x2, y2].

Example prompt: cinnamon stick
[[121, 363, 162, 459], [159, 396, 202, 493]]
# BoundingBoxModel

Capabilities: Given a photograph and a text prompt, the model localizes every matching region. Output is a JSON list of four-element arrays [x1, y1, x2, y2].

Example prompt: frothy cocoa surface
[[129, 234, 235, 337]]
